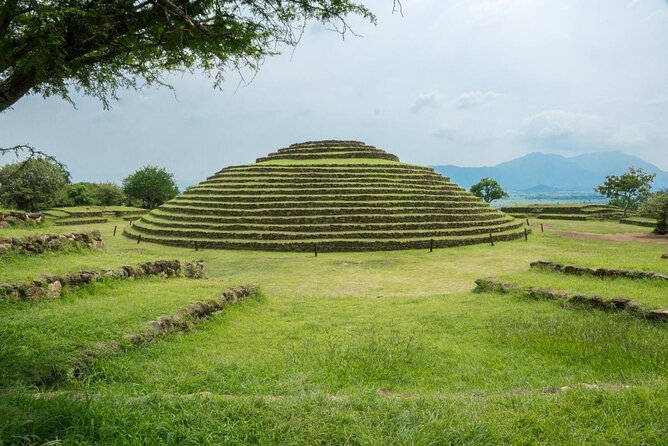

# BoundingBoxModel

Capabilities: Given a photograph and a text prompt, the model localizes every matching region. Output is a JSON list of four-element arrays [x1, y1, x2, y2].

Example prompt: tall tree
[[0, 0, 388, 113], [639, 189, 668, 235], [123, 165, 179, 209], [0, 157, 70, 211], [595, 167, 655, 217], [470, 177, 509, 204]]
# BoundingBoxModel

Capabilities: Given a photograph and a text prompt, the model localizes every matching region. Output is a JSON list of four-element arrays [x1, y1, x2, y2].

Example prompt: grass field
[[1, 216, 667, 444]]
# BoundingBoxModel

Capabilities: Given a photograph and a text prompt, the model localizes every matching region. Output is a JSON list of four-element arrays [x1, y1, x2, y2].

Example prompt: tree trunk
[[0, 69, 37, 113]]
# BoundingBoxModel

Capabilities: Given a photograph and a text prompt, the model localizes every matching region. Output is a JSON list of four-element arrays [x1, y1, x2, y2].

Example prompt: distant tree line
[[468, 166, 667, 235], [0, 157, 179, 211]]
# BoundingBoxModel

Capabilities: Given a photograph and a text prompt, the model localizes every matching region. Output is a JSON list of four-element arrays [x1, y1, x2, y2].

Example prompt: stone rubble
[[0, 259, 205, 301], [530, 260, 668, 281], [0, 230, 103, 255], [474, 277, 667, 323], [0, 211, 44, 228]]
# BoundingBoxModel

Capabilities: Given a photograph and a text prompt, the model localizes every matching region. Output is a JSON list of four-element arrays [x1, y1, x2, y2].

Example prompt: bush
[[63, 183, 97, 206], [92, 182, 126, 206], [57, 182, 126, 207], [0, 158, 70, 211], [123, 166, 179, 209], [640, 189, 668, 235]]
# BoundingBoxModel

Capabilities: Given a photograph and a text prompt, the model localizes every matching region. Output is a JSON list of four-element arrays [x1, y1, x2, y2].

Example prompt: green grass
[[0, 278, 227, 387], [86, 292, 668, 396], [1, 218, 668, 444]]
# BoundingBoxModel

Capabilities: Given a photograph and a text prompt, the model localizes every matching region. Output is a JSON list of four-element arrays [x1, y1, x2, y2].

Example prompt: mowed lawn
[[1, 218, 668, 444]]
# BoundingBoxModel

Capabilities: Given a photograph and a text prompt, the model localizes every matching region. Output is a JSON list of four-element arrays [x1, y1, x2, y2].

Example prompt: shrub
[[640, 189, 668, 235], [0, 158, 70, 211], [123, 166, 179, 209]]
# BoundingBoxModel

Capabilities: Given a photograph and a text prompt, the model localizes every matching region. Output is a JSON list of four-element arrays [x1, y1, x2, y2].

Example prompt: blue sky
[[1, 0, 668, 187]]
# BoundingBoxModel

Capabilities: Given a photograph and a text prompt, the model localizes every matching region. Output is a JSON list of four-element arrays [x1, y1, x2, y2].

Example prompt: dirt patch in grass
[[557, 231, 668, 245]]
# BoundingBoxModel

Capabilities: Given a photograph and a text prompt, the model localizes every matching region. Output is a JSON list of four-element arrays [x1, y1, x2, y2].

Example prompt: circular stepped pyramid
[[124, 140, 527, 251]]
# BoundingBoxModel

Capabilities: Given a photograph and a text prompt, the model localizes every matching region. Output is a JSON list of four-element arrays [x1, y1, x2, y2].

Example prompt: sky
[[1, 0, 668, 187]]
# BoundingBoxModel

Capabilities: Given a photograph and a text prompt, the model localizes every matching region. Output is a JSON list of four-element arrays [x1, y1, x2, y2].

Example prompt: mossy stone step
[[191, 181, 462, 190], [186, 185, 468, 194], [148, 210, 506, 225], [256, 152, 400, 163], [131, 220, 524, 241], [287, 140, 366, 148], [124, 226, 527, 252], [159, 204, 492, 217], [272, 146, 388, 156], [140, 215, 514, 232], [174, 195, 480, 206], [218, 164, 432, 173], [204, 176, 445, 185], [285, 140, 366, 148]]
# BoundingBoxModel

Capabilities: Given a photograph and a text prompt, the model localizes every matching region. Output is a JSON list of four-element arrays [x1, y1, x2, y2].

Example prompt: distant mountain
[[432, 151, 668, 192]]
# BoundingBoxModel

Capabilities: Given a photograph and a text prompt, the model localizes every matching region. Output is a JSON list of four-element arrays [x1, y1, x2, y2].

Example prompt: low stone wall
[[54, 218, 108, 226], [0, 230, 103, 255], [63, 211, 104, 218], [474, 277, 668, 322], [619, 218, 656, 228], [530, 260, 668, 281], [0, 259, 205, 301], [127, 285, 255, 345], [113, 210, 148, 217], [0, 211, 45, 228], [536, 214, 587, 221]]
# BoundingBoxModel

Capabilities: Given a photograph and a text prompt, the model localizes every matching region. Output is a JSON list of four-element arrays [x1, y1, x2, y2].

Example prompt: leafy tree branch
[[0, 0, 399, 112]]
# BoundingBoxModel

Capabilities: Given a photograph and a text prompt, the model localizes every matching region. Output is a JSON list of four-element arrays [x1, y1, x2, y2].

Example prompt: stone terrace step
[[130, 220, 524, 241], [191, 181, 463, 190], [184, 182, 468, 195], [218, 164, 432, 173], [288, 140, 366, 148], [157, 205, 494, 217], [169, 200, 484, 211], [140, 215, 515, 232], [256, 152, 401, 162], [274, 146, 388, 155], [123, 226, 527, 252], [205, 174, 444, 184], [148, 210, 506, 225], [174, 194, 479, 205]]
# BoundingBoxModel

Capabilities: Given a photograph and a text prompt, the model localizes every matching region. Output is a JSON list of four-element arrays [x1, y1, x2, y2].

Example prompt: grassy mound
[[125, 141, 525, 251]]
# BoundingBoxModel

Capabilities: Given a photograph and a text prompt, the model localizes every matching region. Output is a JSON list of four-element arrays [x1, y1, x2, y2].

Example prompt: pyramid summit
[[255, 140, 400, 162], [124, 140, 526, 251]]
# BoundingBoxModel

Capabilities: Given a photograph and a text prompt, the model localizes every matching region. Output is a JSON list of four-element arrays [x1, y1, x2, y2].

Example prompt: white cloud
[[453, 91, 504, 109], [521, 110, 605, 143], [520, 109, 668, 153], [410, 91, 446, 113], [469, 0, 532, 25], [434, 126, 510, 143], [3, 0, 668, 175]]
